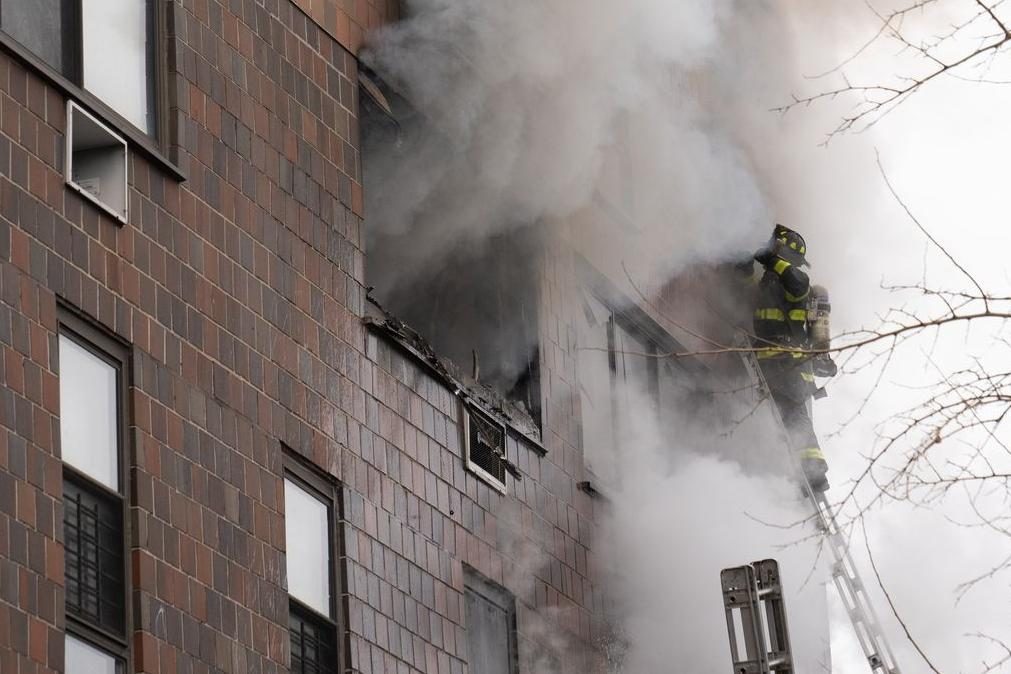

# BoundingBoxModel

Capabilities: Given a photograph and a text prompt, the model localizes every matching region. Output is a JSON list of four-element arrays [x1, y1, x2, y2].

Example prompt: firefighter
[[745, 224, 830, 493]]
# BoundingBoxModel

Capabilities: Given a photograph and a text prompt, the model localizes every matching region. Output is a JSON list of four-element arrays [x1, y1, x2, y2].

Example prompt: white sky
[[772, 2, 1011, 670]]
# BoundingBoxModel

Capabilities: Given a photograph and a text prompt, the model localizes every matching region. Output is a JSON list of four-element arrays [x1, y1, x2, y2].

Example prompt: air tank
[[807, 285, 831, 351]]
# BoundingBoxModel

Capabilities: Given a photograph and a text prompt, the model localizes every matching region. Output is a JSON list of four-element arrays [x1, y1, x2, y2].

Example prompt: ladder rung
[[735, 342, 902, 674]]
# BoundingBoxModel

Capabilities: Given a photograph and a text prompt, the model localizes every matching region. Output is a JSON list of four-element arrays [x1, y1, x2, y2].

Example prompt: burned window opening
[[360, 72, 543, 429], [506, 345, 541, 427], [364, 304, 544, 466]]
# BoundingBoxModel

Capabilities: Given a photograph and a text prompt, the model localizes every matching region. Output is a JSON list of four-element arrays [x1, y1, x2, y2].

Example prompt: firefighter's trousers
[[759, 358, 824, 462]]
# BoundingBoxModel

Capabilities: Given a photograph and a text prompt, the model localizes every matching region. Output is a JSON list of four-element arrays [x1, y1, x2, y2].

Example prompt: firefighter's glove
[[733, 257, 755, 276], [812, 356, 838, 378], [753, 247, 777, 267]]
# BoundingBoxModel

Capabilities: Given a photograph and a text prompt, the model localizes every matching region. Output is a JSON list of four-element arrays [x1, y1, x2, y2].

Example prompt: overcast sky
[[771, 2, 1011, 670]]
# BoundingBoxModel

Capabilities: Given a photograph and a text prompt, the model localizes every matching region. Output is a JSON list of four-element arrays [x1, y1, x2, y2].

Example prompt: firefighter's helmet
[[772, 224, 808, 267]]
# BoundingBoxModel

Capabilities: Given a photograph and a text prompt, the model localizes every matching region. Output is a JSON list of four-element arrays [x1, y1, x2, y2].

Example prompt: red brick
[[9, 227, 28, 272], [4, 348, 24, 393], [16, 481, 35, 528], [44, 539, 61, 583], [28, 616, 46, 663], [134, 632, 159, 674]]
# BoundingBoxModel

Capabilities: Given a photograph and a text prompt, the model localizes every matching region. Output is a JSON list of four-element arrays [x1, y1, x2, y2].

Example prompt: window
[[0, 0, 67, 73], [577, 290, 660, 484], [66, 634, 121, 674], [359, 72, 542, 428], [0, 0, 157, 134], [283, 454, 342, 674], [289, 608, 338, 674], [59, 334, 119, 489], [465, 569, 518, 674], [64, 479, 125, 633], [463, 405, 508, 493], [58, 314, 130, 670], [612, 320, 659, 420]]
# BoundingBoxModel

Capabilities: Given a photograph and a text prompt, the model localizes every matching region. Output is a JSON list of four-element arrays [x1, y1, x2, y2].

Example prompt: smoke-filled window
[[578, 291, 661, 484], [613, 321, 659, 418], [360, 73, 542, 427], [579, 293, 617, 482]]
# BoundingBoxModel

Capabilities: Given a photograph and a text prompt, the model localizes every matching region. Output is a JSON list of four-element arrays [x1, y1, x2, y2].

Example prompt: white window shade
[[284, 478, 331, 616], [81, 0, 152, 133], [66, 635, 118, 674], [59, 335, 119, 491]]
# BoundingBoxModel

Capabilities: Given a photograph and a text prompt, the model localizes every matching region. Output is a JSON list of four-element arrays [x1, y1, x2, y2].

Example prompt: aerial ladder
[[721, 558, 795, 673], [723, 332, 902, 674]]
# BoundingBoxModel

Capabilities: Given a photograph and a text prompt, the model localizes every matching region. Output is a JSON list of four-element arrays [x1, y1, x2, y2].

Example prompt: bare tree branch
[[862, 519, 945, 673], [776, 0, 1011, 142]]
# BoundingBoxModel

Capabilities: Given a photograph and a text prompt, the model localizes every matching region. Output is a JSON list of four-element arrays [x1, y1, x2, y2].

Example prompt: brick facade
[[291, 0, 400, 54], [0, 1, 609, 674]]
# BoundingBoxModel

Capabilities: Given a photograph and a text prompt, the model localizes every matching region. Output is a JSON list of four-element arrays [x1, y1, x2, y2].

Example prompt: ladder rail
[[814, 492, 902, 673], [721, 560, 795, 674], [735, 341, 902, 674]]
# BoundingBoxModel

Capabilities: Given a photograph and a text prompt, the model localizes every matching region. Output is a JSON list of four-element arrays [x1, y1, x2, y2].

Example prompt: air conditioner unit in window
[[65, 101, 128, 224], [462, 404, 508, 493]]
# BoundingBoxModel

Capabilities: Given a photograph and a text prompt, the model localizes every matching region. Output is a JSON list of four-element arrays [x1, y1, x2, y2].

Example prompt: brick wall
[[0, 0, 365, 671], [347, 326, 598, 673], [290, 0, 401, 54], [0, 1, 604, 674]]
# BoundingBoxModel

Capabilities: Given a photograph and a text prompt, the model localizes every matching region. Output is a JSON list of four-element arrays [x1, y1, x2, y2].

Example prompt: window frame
[[0, 0, 182, 178], [610, 313, 660, 408], [282, 447, 348, 674], [461, 403, 509, 494], [577, 290, 663, 482], [57, 307, 132, 671], [575, 258, 713, 484], [463, 566, 519, 674]]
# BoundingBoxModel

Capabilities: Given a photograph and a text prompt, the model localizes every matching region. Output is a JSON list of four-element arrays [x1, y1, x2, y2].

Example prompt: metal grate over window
[[289, 602, 337, 674], [467, 408, 507, 485], [64, 477, 125, 635]]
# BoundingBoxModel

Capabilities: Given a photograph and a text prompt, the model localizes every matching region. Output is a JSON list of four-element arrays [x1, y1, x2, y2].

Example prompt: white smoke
[[362, 0, 774, 297], [598, 383, 833, 672], [360, 0, 869, 671]]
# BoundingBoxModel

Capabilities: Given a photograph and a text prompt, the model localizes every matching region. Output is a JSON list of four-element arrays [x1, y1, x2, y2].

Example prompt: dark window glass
[[289, 602, 337, 674], [64, 476, 125, 635], [0, 0, 67, 74]]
